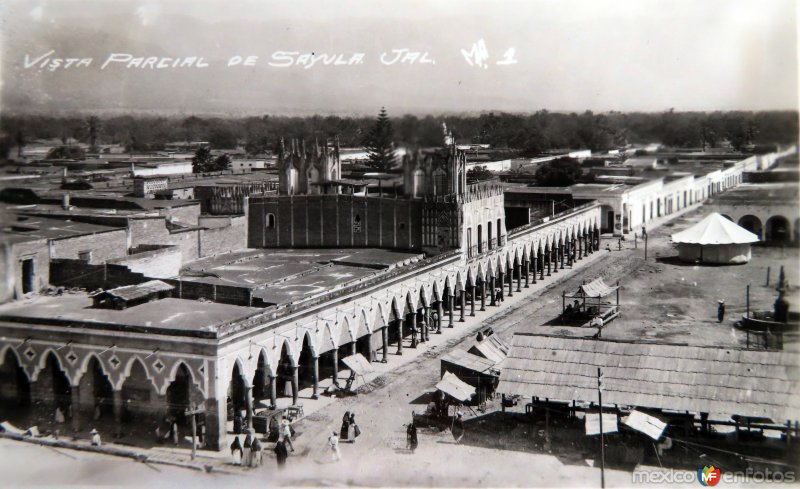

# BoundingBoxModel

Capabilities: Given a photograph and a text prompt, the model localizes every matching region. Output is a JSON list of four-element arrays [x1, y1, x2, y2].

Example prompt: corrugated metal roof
[[102, 280, 173, 302], [441, 348, 498, 375], [497, 334, 800, 421]]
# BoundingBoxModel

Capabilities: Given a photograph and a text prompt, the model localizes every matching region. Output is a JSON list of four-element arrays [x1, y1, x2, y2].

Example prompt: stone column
[[332, 348, 341, 383], [552, 246, 558, 273], [448, 295, 455, 327], [70, 385, 81, 432], [312, 356, 319, 399], [524, 259, 530, 288], [290, 366, 299, 406], [489, 277, 496, 306], [418, 310, 426, 343], [205, 396, 226, 451], [497, 271, 504, 300], [245, 385, 254, 431], [436, 301, 444, 333], [480, 280, 486, 311], [381, 326, 389, 362], [539, 255, 545, 280], [459, 290, 466, 321], [567, 240, 573, 266], [507, 269, 513, 297], [351, 341, 357, 357], [516, 263, 522, 292], [469, 286, 476, 316], [422, 307, 430, 341], [395, 321, 403, 355], [577, 236, 582, 259], [532, 256, 537, 284], [546, 252, 552, 276], [269, 374, 277, 409], [113, 389, 124, 437], [409, 313, 417, 348], [560, 242, 566, 269]]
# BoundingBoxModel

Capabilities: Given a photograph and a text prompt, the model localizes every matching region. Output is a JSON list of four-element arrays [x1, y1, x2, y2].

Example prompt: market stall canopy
[[436, 371, 476, 402], [585, 413, 619, 435], [671, 213, 759, 245], [623, 410, 667, 440], [577, 278, 618, 298], [341, 353, 374, 376]]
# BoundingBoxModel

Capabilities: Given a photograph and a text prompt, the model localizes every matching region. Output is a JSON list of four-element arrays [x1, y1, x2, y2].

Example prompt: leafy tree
[[466, 165, 494, 183], [213, 154, 232, 171], [192, 147, 214, 173], [86, 116, 100, 153], [364, 107, 395, 171], [533, 157, 583, 187], [46, 145, 85, 160]]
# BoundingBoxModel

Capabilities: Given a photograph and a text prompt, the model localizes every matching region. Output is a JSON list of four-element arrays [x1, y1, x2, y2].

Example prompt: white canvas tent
[[671, 213, 759, 264]]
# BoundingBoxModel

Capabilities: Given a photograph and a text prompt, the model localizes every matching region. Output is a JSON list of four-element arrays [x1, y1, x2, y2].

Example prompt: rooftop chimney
[[62, 193, 71, 210]]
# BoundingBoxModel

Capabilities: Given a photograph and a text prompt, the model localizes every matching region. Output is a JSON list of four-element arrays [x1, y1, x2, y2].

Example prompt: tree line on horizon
[[0, 109, 797, 161]]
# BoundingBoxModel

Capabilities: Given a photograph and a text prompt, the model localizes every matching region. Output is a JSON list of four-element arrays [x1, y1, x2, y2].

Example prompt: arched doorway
[[276, 342, 294, 399], [78, 357, 113, 421], [0, 349, 30, 420], [120, 359, 152, 424], [737, 215, 763, 240], [39, 352, 71, 421], [252, 351, 268, 405], [166, 364, 193, 428], [297, 334, 315, 390], [600, 205, 614, 233], [227, 362, 246, 429], [766, 216, 790, 243], [356, 333, 373, 362]]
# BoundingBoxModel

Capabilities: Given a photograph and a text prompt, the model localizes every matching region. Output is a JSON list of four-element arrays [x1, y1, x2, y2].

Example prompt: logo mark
[[698, 465, 721, 486]]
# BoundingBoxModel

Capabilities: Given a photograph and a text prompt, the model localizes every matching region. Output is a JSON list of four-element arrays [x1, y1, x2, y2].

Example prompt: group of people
[[230, 430, 264, 468], [339, 411, 360, 443], [230, 415, 296, 469]]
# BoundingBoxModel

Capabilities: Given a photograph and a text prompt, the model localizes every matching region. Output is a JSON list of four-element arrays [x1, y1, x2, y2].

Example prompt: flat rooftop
[[180, 248, 424, 306], [1, 215, 124, 244], [0, 295, 259, 338], [713, 182, 799, 205]]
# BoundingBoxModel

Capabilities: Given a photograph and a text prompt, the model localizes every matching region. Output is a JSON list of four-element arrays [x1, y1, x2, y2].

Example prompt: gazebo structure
[[671, 212, 759, 264]]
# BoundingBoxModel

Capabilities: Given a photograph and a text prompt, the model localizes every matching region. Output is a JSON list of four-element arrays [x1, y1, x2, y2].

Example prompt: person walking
[[281, 416, 295, 452], [717, 300, 725, 323], [328, 431, 341, 462], [406, 413, 418, 454], [451, 413, 465, 444], [251, 437, 262, 467], [274, 439, 288, 468], [349, 412, 360, 443], [230, 436, 243, 465], [340, 411, 350, 442], [242, 431, 252, 468], [90, 428, 102, 446]]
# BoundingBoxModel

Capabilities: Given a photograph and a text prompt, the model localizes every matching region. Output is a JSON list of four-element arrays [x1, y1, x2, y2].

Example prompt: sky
[[0, 0, 797, 116]]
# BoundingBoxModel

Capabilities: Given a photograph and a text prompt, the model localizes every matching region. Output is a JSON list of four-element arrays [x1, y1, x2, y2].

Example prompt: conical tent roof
[[671, 213, 759, 245]]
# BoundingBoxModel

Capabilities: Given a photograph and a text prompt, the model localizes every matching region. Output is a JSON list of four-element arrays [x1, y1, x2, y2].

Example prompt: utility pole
[[644, 232, 648, 261], [597, 367, 605, 489], [185, 404, 205, 460]]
